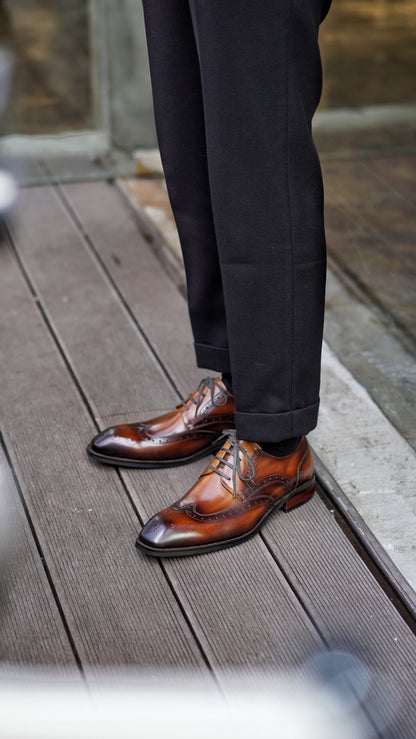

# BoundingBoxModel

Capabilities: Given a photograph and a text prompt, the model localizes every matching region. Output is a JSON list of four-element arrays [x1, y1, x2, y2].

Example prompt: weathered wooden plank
[[314, 452, 416, 618], [357, 155, 416, 206], [7, 185, 177, 419], [262, 493, 416, 738], [62, 179, 416, 733], [323, 161, 416, 347], [0, 235, 209, 675], [0, 444, 77, 669], [126, 462, 322, 678], [315, 123, 416, 161], [60, 180, 203, 393]]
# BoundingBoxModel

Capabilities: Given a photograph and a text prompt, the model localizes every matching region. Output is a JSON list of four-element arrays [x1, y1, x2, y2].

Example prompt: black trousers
[[141, 0, 331, 442]]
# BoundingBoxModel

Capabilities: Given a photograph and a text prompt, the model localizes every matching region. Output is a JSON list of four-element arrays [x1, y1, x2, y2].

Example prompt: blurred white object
[[0, 46, 17, 215], [0, 168, 17, 212], [0, 665, 373, 739]]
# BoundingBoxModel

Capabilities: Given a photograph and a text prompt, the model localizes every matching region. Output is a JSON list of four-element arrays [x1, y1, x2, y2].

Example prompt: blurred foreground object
[[0, 167, 17, 213], [0, 656, 378, 739], [0, 46, 17, 218]]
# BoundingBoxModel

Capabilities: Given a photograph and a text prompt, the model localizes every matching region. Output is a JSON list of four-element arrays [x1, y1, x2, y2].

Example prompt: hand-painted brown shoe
[[136, 430, 315, 556], [87, 377, 234, 468]]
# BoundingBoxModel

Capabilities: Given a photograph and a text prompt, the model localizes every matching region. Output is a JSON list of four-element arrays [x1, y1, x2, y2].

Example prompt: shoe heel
[[283, 481, 315, 512]]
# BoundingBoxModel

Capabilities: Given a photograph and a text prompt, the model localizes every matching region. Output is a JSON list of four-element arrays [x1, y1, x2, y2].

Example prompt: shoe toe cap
[[89, 427, 114, 451], [89, 424, 143, 459], [137, 510, 200, 553]]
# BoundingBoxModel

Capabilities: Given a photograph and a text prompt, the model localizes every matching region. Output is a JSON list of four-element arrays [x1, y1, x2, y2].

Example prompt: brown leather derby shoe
[[136, 430, 315, 556], [87, 377, 235, 468]]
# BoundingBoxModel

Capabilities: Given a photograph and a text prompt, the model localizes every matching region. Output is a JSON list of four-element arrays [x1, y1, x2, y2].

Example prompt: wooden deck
[[1, 173, 416, 737]]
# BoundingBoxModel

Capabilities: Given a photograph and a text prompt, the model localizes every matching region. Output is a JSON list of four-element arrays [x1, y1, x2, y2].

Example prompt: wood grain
[[7, 185, 177, 419], [60, 180, 203, 393], [0, 444, 77, 669], [0, 233, 209, 675]]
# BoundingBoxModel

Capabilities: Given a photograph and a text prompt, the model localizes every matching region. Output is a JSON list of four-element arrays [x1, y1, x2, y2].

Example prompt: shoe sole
[[86, 436, 225, 469], [135, 477, 315, 557]]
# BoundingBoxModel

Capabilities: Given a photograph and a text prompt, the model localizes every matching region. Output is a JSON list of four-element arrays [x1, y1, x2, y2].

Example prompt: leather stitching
[[191, 414, 235, 428], [173, 495, 281, 522]]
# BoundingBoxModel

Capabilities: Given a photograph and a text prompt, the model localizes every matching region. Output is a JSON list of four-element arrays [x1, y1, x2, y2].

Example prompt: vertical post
[[102, 0, 157, 151]]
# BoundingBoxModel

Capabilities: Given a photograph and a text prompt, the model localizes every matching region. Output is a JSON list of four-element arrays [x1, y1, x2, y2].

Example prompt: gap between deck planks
[[0, 443, 78, 669], [2, 178, 416, 734], [0, 224, 210, 678]]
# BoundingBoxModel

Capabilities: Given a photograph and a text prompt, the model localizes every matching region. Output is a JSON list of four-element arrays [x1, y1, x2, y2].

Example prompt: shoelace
[[209, 430, 255, 498], [181, 376, 228, 418]]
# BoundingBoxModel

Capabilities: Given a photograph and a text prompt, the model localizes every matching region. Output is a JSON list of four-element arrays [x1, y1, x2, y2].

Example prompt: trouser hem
[[235, 401, 320, 443], [194, 342, 231, 373]]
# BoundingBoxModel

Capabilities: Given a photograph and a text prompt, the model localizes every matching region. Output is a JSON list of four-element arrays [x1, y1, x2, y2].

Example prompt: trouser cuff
[[194, 342, 231, 373], [235, 401, 320, 443]]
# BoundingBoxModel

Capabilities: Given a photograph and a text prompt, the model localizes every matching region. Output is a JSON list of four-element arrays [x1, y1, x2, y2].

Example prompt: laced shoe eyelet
[[208, 430, 255, 498], [180, 377, 228, 418]]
